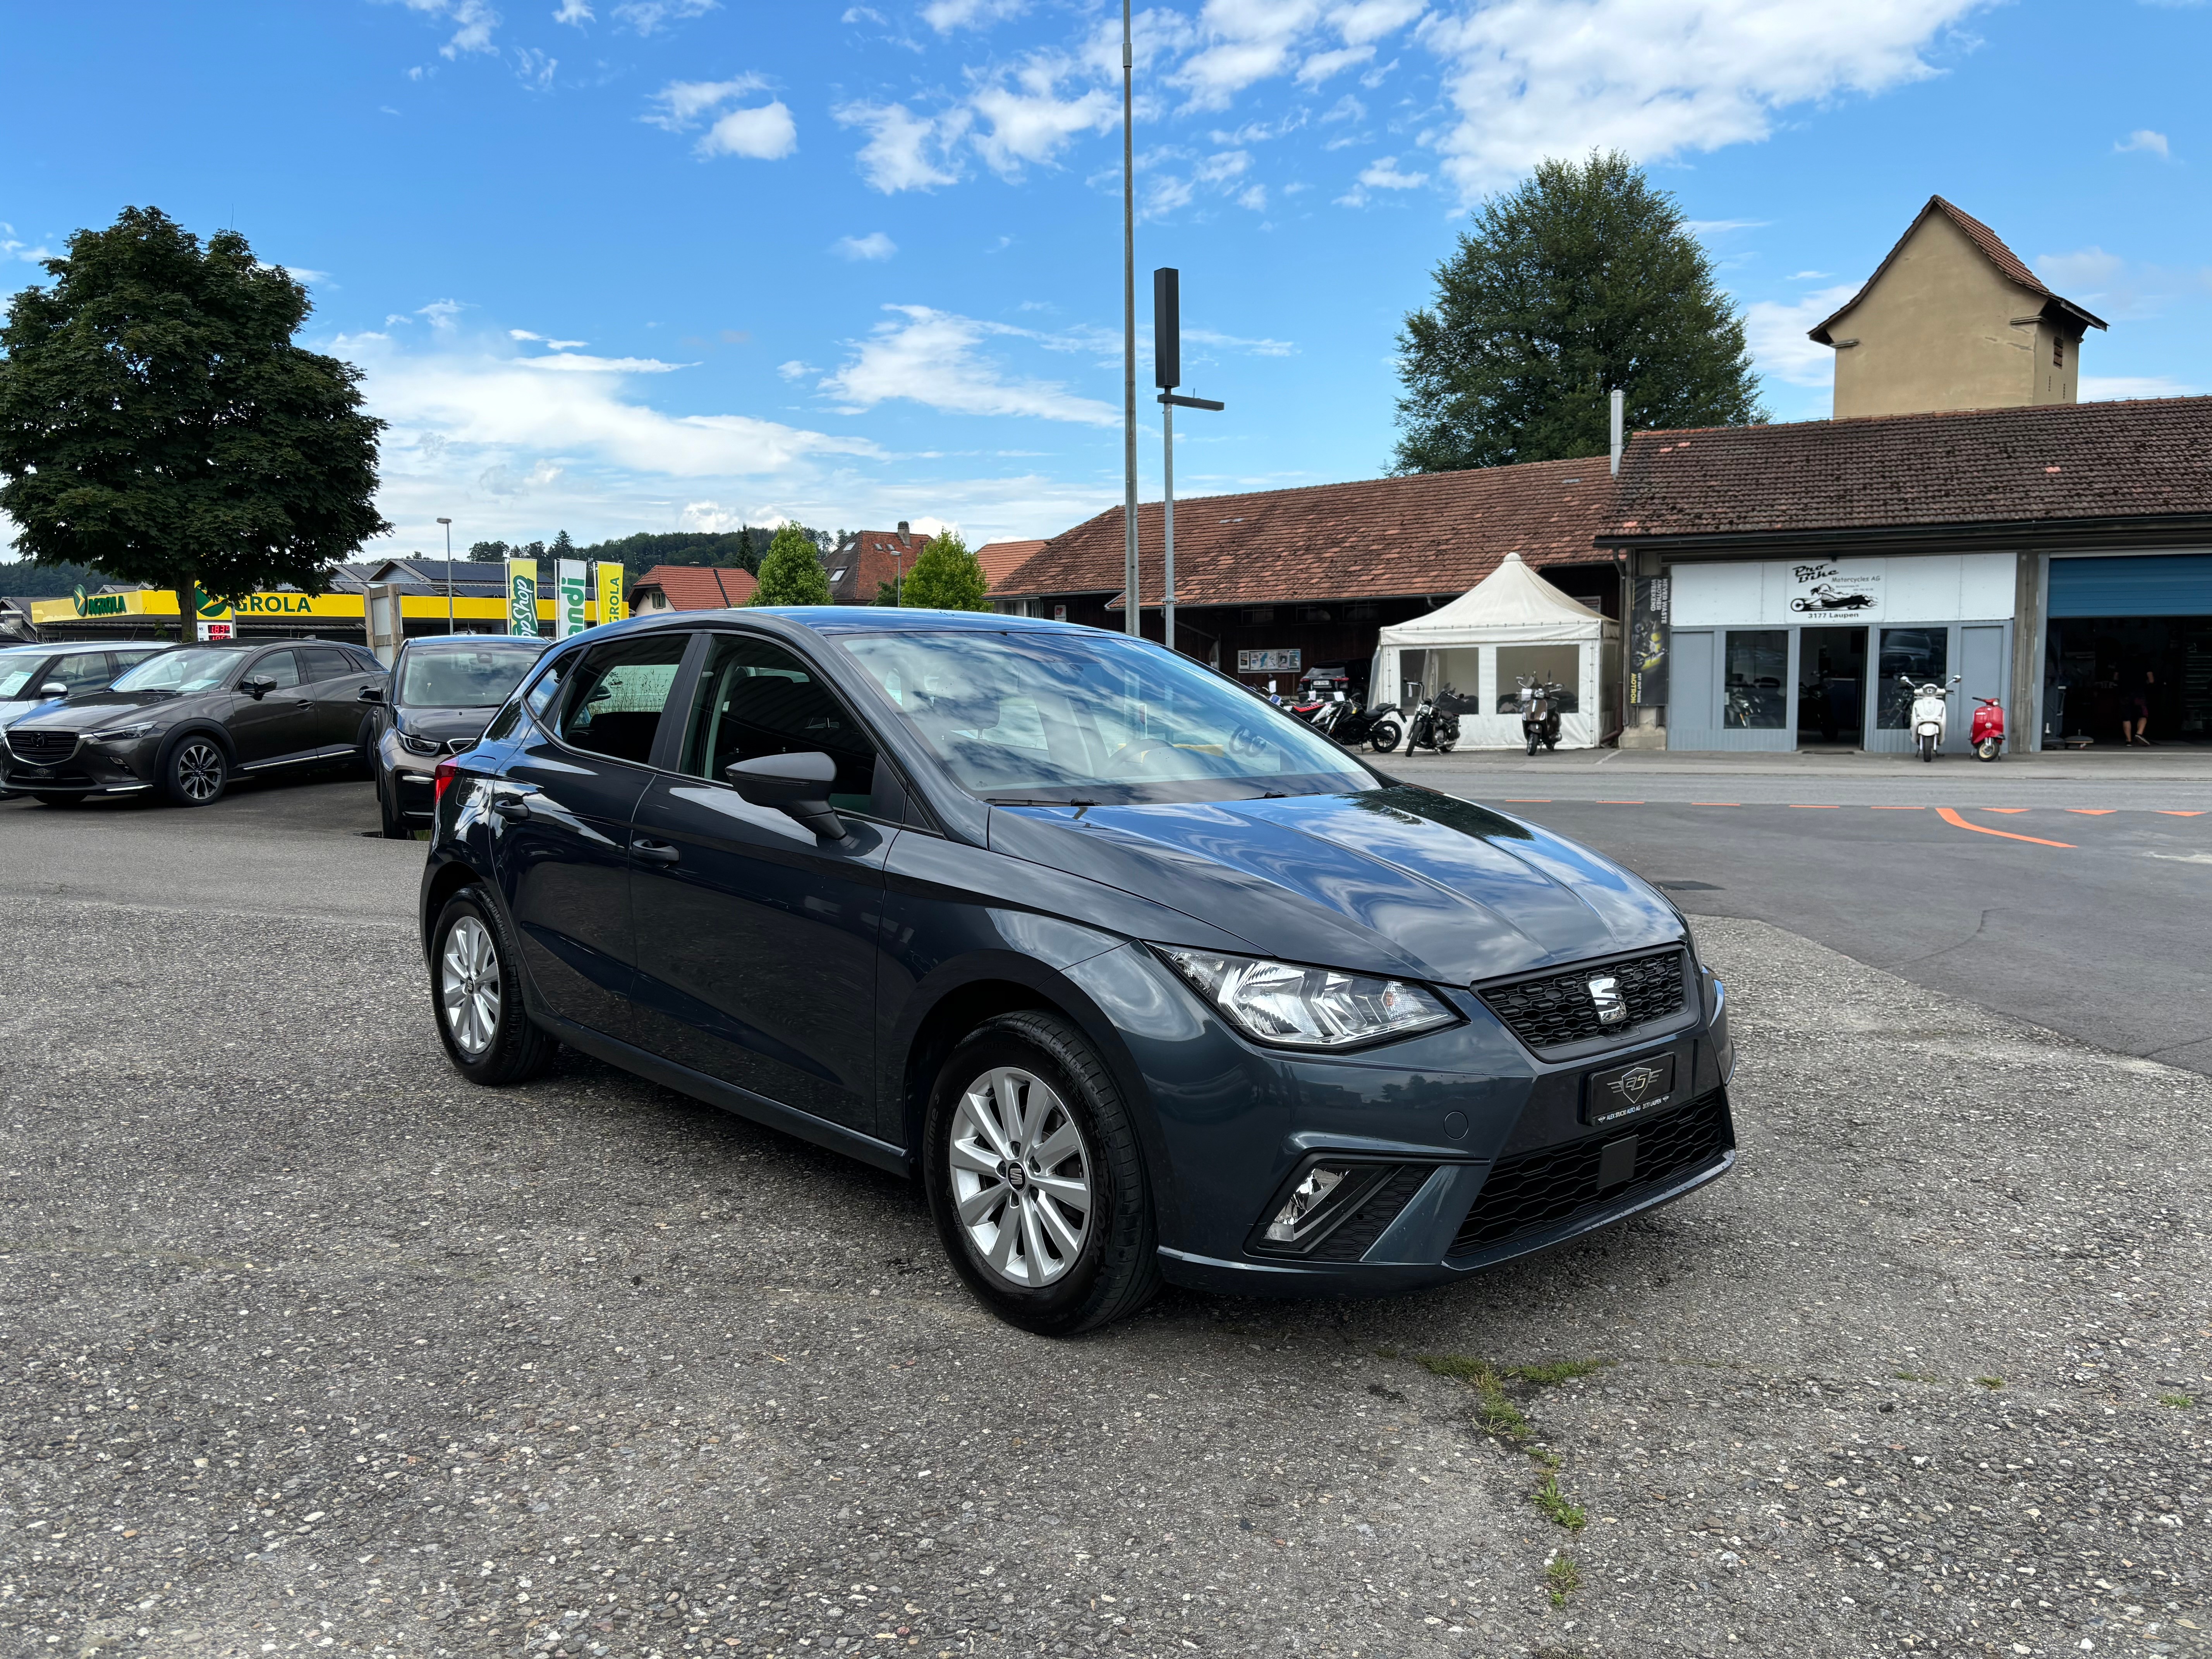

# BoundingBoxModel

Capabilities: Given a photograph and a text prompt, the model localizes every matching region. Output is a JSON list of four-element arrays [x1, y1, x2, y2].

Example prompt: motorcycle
[[1900, 673, 1962, 761], [1970, 692, 2005, 761], [1314, 695, 1403, 754], [1403, 694, 1459, 754], [1511, 674, 1565, 755]]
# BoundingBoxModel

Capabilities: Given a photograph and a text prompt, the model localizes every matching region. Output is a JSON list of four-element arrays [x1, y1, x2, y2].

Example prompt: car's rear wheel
[[924, 1011, 1159, 1336], [1369, 722, 1400, 753], [430, 885, 554, 1085], [163, 737, 229, 807]]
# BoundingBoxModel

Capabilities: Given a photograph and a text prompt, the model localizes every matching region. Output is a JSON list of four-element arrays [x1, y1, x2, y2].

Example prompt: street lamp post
[[1120, 0, 1138, 638], [436, 517, 455, 635], [1152, 267, 1223, 656]]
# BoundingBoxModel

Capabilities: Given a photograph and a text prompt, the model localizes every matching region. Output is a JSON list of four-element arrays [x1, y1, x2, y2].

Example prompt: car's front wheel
[[163, 736, 230, 807], [924, 1011, 1159, 1336], [429, 885, 554, 1085]]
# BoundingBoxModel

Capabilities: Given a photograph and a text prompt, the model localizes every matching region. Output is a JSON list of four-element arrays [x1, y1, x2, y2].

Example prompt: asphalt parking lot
[[3, 777, 2209, 1659]]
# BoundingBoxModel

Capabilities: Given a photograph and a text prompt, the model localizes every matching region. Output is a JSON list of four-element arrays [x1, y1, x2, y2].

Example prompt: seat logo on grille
[[1587, 975, 1626, 1025]]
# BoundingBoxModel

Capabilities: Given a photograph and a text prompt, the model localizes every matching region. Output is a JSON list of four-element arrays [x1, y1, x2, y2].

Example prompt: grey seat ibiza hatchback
[[419, 610, 1735, 1334]]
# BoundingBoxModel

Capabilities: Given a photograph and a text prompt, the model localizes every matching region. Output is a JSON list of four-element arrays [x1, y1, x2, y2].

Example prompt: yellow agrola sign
[[30, 582, 627, 629]]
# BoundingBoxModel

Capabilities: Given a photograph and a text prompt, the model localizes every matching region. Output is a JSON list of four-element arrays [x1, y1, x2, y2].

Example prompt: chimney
[[1609, 388, 1625, 476], [897, 520, 910, 536]]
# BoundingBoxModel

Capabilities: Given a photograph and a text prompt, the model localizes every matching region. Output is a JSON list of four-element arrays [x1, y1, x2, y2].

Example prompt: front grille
[[1449, 1090, 1731, 1258], [1306, 1166, 1434, 1262], [1479, 948, 1686, 1054], [7, 730, 79, 766]]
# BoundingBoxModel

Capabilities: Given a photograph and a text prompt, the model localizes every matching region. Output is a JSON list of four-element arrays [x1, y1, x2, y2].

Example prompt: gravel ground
[[2, 898, 2208, 1659]]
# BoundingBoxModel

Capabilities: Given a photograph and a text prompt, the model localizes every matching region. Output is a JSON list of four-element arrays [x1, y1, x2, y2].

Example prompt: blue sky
[[4, 0, 2209, 558]]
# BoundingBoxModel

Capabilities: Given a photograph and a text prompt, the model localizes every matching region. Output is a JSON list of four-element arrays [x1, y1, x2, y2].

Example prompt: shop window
[[1722, 631, 1787, 728], [1430, 647, 1481, 714], [1495, 644, 1580, 714], [1877, 628, 1949, 728]]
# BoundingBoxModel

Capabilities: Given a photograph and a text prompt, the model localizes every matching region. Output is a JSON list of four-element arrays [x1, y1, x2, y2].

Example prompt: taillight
[[433, 758, 460, 805]]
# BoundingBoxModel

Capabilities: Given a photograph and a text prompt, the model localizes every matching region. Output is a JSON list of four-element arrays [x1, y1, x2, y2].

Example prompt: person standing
[[2122, 667, 2156, 746]]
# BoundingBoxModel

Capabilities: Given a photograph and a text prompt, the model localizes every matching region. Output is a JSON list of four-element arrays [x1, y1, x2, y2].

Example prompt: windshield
[[111, 648, 234, 695], [836, 629, 1376, 804], [398, 643, 542, 708], [0, 650, 46, 700]]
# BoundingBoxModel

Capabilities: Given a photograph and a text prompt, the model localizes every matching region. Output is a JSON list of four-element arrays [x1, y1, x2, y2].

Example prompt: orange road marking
[[2067, 809, 2117, 816], [2158, 810, 2207, 817], [1934, 806, 2073, 848], [1981, 807, 2030, 814]]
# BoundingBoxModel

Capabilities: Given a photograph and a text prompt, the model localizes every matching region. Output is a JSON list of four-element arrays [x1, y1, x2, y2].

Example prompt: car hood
[[396, 706, 500, 744], [10, 689, 215, 730], [0, 697, 58, 727], [985, 785, 1684, 986]]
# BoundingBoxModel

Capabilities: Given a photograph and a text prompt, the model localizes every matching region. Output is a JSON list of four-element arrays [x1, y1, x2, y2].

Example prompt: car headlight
[[1159, 948, 1458, 1050], [398, 731, 445, 756], [87, 721, 156, 744]]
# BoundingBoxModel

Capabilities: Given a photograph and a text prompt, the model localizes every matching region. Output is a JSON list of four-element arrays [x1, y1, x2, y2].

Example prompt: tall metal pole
[[437, 516, 454, 635], [1161, 401, 1175, 653], [1120, 0, 1139, 638]]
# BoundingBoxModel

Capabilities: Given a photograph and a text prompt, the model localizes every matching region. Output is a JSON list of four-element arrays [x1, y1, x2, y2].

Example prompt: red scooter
[[1970, 694, 2005, 761]]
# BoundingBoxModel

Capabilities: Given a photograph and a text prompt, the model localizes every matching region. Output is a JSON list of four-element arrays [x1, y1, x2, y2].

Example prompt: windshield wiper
[[983, 796, 1100, 807]]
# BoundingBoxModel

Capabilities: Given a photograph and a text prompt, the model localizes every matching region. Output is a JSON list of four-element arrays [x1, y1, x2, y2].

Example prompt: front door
[[299, 644, 379, 753], [628, 629, 895, 1135], [228, 648, 318, 765], [494, 631, 693, 1038]]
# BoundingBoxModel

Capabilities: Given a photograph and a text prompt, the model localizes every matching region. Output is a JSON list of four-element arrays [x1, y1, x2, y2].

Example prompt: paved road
[[3, 780, 2210, 1659], [1382, 752, 2212, 1078]]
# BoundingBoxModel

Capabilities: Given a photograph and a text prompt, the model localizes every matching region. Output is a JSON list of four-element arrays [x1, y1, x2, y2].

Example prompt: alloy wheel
[[177, 741, 225, 802], [947, 1066, 1093, 1288], [440, 915, 502, 1057]]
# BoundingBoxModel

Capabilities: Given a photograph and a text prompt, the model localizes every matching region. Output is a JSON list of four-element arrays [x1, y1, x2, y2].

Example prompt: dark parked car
[[0, 641, 174, 797], [367, 634, 552, 838], [419, 610, 1735, 1334], [2, 639, 386, 807]]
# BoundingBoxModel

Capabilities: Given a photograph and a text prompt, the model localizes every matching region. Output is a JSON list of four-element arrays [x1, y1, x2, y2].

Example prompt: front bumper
[[0, 735, 159, 797], [1060, 945, 1737, 1297], [380, 733, 445, 821]]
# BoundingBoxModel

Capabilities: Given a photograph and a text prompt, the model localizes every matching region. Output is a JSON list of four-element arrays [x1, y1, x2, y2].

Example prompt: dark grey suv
[[366, 635, 551, 838], [2, 639, 386, 806]]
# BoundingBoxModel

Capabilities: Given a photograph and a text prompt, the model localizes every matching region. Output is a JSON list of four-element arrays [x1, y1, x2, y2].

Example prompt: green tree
[[549, 529, 575, 562], [1392, 151, 1763, 473], [0, 207, 388, 639], [747, 522, 831, 606], [881, 530, 989, 610]]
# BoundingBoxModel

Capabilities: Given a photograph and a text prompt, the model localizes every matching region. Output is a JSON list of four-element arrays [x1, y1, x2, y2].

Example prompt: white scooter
[[1900, 673, 1961, 762]]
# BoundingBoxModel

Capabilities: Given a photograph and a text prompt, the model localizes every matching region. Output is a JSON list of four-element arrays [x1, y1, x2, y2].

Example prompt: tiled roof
[[630, 564, 758, 609], [832, 531, 932, 605], [1606, 396, 2212, 541], [1812, 195, 2106, 344], [996, 458, 1620, 608], [976, 539, 1048, 591]]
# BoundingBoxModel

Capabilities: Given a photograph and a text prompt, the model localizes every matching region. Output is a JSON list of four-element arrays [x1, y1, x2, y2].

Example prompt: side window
[[554, 634, 690, 765], [253, 650, 303, 689], [54, 653, 115, 692], [679, 633, 885, 816], [301, 646, 353, 683]]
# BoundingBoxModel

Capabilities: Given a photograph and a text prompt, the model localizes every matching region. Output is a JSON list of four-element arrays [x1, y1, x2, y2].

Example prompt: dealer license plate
[[1585, 1053, 1677, 1127]]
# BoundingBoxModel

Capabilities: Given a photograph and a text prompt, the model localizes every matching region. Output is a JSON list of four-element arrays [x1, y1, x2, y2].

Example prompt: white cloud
[[418, 298, 467, 330], [2115, 129, 2172, 159], [1321, 93, 1364, 122], [778, 360, 816, 381], [1173, 0, 1424, 109], [1359, 155, 1426, 188], [2034, 246, 2212, 322], [1789, 269, 1832, 280], [518, 352, 691, 373], [833, 232, 899, 261], [2081, 375, 2201, 401], [510, 328, 589, 348], [700, 100, 798, 160], [1741, 282, 1857, 388], [513, 46, 556, 90], [836, 101, 969, 192], [1184, 326, 1296, 357], [398, 0, 501, 58], [922, 0, 1027, 28], [819, 305, 1119, 424], [970, 58, 1118, 175], [552, 0, 592, 21], [1419, 0, 1988, 200], [611, 0, 716, 32], [1685, 218, 1767, 236]]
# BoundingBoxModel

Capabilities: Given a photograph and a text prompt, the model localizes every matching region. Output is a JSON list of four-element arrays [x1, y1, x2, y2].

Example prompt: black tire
[[1919, 733, 1937, 762], [378, 769, 412, 840], [429, 885, 555, 1086], [162, 735, 230, 807], [1526, 733, 1540, 756], [1369, 723, 1400, 753], [924, 1011, 1159, 1337]]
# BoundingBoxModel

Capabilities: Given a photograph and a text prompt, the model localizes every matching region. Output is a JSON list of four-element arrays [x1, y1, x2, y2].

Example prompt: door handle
[[630, 839, 681, 866], [491, 798, 532, 822]]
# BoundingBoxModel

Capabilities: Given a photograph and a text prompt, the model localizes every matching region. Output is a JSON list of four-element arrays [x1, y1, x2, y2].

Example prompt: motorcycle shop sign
[[1786, 560, 1883, 621]]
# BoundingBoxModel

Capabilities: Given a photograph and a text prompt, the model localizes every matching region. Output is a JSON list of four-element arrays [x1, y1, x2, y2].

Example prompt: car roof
[[403, 634, 549, 649]]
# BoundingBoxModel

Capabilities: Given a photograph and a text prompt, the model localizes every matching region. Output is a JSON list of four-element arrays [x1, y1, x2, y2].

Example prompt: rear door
[[493, 630, 695, 1039], [227, 649, 318, 765], [627, 629, 897, 1135]]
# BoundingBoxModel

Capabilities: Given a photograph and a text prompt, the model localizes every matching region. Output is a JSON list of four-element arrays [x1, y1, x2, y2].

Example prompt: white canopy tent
[[1371, 553, 1619, 749]]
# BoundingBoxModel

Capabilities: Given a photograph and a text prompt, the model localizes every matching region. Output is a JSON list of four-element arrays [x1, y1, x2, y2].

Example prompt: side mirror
[[357, 684, 385, 704], [39, 680, 67, 699], [242, 676, 275, 699], [725, 750, 844, 839]]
